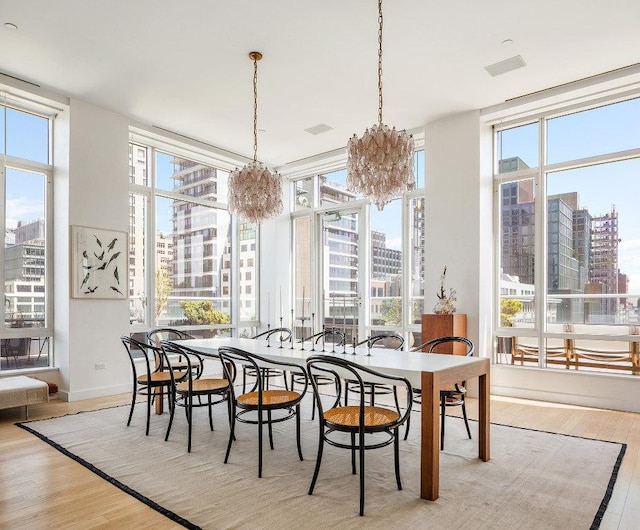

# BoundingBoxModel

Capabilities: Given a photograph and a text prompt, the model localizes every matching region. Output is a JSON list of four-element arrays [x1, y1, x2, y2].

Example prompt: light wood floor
[[1, 393, 639, 529]]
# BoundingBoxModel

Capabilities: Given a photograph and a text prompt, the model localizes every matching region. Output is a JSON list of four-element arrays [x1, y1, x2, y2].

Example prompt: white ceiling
[[1, 0, 639, 168]]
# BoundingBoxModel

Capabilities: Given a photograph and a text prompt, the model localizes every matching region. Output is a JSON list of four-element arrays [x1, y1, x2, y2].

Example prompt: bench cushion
[[0, 375, 49, 410]]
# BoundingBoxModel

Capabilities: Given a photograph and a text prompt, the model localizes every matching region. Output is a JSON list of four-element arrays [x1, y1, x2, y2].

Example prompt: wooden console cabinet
[[420, 313, 467, 355]]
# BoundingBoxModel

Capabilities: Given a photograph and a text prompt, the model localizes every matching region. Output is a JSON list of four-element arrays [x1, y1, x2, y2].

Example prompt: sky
[[500, 97, 640, 293], [2, 98, 638, 293]]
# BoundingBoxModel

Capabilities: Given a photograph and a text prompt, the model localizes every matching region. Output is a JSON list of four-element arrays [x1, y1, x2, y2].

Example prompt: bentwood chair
[[306, 355, 412, 516], [218, 346, 308, 478], [405, 336, 475, 446], [291, 328, 346, 419], [344, 333, 405, 408], [242, 327, 292, 392], [147, 328, 202, 378], [121, 336, 184, 436], [161, 340, 233, 453]]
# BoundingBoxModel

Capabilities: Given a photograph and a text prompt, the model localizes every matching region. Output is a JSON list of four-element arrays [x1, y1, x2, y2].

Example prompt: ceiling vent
[[304, 123, 334, 135], [484, 55, 526, 77]]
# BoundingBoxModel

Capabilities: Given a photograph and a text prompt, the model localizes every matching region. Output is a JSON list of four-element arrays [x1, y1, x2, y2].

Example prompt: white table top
[[180, 336, 486, 387]]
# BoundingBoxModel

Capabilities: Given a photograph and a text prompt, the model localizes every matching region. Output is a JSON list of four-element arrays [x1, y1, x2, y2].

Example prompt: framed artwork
[[71, 225, 128, 299]]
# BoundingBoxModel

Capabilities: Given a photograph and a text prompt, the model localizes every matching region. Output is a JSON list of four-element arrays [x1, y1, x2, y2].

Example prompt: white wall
[[423, 111, 494, 360], [54, 99, 131, 401]]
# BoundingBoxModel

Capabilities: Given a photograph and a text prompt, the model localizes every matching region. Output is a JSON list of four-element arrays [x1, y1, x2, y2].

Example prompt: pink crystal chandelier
[[228, 51, 283, 225], [346, 0, 415, 210]]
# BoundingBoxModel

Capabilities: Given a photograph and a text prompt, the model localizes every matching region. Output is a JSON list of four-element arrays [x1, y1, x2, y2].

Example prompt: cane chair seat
[[324, 405, 400, 428], [137, 371, 174, 385], [237, 389, 302, 407], [175, 377, 229, 394]]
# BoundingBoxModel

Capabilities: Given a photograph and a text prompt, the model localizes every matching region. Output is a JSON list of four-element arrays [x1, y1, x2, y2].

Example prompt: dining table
[[178, 336, 490, 501]]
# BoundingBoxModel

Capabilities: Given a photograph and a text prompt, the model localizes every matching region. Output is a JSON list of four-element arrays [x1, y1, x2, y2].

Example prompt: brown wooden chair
[[406, 336, 475, 446], [218, 346, 308, 478], [306, 355, 412, 516], [160, 340, 233, 453]]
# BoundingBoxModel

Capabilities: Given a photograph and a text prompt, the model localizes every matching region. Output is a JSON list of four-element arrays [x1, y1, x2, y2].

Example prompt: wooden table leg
[[155, 386, 164, 415], [478, 361, 490, 461], [420, 371, 440, 500]]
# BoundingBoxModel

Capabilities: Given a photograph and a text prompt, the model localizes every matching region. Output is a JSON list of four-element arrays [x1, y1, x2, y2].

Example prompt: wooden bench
[[0, 376, 49, 418], [511, 336, 640, 375]]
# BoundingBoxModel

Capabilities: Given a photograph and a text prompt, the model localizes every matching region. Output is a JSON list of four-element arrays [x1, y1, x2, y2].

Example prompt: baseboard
[[63, 384, 131, 402]]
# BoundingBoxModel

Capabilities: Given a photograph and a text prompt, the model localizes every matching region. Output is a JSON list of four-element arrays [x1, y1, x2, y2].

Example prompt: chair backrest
[[368, 333, 404, 351], [306, 355, 412, 428], [251, 327, 292, 343], [160, 340, 212, 387], [218, 346, 308, 402], [121, 335, 166, 381], [312, 328, 346, 346], [411, 336, 474, 357], [146, 327, 194, 346]]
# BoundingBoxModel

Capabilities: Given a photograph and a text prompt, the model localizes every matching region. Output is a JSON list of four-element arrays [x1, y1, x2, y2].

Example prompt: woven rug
[[18, 397, 624, 530]]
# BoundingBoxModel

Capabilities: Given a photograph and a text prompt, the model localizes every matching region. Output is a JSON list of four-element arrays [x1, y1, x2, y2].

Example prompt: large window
[[495, 97, 640, 375], [1, 98, 53, 371], [290, 149, 425, 347], [129, 137, 255, 336]]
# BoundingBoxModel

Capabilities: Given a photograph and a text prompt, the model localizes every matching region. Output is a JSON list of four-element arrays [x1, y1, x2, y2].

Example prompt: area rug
[[17, 399, 624, 530]]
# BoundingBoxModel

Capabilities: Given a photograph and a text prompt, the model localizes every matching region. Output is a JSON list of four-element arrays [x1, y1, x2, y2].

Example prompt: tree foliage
[[500, 299, 523, 327], [180, 300, 230, 326], [155, 267, 173, 319]]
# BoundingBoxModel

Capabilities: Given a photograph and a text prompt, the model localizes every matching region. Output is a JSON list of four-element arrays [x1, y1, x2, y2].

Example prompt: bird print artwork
[[75, 227, 126, 298]]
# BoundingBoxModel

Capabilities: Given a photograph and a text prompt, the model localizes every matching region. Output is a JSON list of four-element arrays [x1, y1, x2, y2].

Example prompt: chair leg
[[440, 395, 446, 450], [187, 393, 193, 453], [359, 429, 365, 516], [258, 407, 264, 478], [145, 387, 152, 436], [345, 382, 350, 406], [267, 410, 275, 450], [392, 386, 401, 415], [208, 394, 214, 431], [224, 403, 236, 464], [369, 384, 375, 407], [165, 389, 176, 442], [308, 423, 325, 495], [296, 404, 303, 461], [404, 411, 411, 440], [351, 432, 356, 475], [242, 367, 247, 393], [127, 381, 137, 427], [462, 399, 472, 439], [394, 426, 402, 490]]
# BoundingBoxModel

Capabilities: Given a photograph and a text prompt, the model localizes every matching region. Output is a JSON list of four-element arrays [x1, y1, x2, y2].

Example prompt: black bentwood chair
[[344, 333, 405, 408], [146, 328, 202, 378], [160, 341, 233, 453], [121, 336, 185, 436], [306, 355, 412, 516], [291, 328, 346, 419], [242, 327, 292, 392], [218, 346, 308, 478], [405, 336, 475, 446]]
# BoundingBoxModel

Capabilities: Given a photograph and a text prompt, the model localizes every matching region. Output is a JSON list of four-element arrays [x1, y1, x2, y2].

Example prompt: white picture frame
[[71, 225, 128, 299]]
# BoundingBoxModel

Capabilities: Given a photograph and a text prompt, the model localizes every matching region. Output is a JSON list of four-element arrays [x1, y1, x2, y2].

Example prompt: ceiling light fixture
[[346, 0, 414, 211], [228, 51, 282, 225], [4, 22, 18, 30]]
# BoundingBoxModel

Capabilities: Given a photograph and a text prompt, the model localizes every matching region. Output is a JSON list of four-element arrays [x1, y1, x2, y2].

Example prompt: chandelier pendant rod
[[378, 0, 383, 126], [249, 51, 262, 163]]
